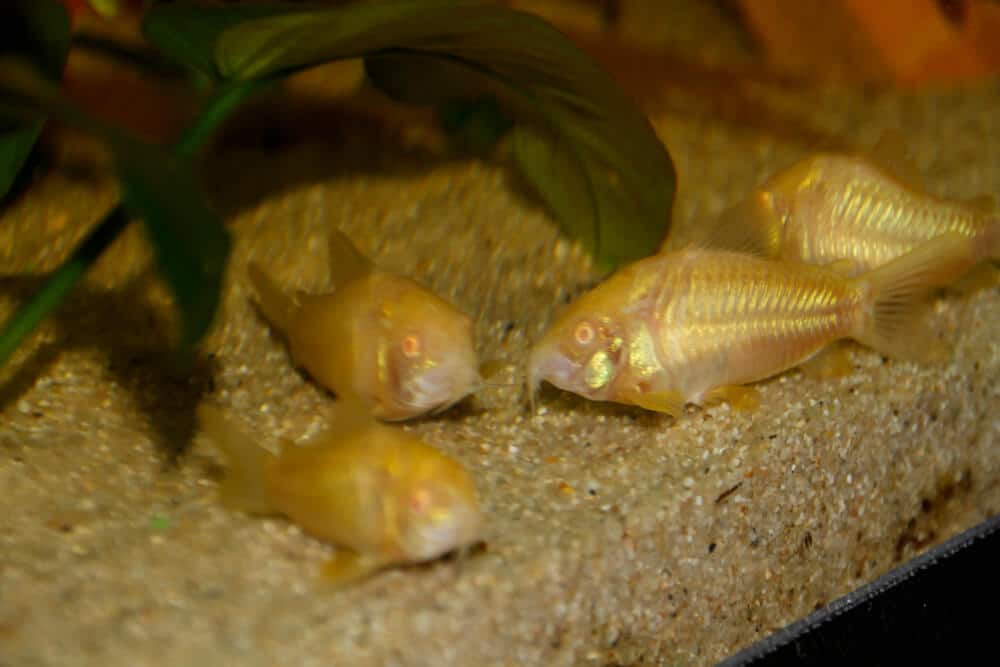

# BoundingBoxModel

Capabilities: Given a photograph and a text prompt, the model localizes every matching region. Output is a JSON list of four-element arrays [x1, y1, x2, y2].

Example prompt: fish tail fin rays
[[853, 233, 974, 362], [197, 404, 277, 515], [248, 262, 297, 334], [327, 229, 374, 288]]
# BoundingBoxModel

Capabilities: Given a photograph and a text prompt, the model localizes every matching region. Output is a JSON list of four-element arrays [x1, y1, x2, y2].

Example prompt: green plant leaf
[[112, 139, 231, 351], [142, 3, 323, 80], [0, 59, 231, 353], [143, 1, 675, 269], [0, 0, 72, 200]]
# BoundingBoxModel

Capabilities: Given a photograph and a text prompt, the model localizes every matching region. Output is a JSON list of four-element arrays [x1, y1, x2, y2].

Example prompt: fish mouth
[[526, 344, 579, 411], [407, 504, 483, 561], [405, 364, 481, 417]]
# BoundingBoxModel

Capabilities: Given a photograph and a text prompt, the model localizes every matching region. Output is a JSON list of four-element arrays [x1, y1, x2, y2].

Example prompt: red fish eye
[[410, 488, 431, 514], [402, 335, 421, 358], [574, 322, 595, 345]]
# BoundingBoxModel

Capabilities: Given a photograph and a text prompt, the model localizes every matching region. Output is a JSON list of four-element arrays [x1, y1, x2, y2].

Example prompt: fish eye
[[402, 334, 422, 359], [574, 322, 595, 346], [410, 487, 432, 514]]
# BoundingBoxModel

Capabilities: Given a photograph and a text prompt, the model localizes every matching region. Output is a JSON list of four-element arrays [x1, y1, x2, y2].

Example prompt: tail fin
[[197, 404, 277, 515], [853, 233, 975, 361], [248, 262, 297, 334]]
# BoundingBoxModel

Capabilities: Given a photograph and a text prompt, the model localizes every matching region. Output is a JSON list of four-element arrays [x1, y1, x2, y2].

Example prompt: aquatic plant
[[0, 0, 676, 367]]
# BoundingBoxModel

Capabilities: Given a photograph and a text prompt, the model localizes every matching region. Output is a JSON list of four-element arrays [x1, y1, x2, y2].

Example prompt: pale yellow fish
[[198, 402, 483, 586], [696, 152, 1000, 278], [528, 234, 974, 417], [249, 230, 480, 421]]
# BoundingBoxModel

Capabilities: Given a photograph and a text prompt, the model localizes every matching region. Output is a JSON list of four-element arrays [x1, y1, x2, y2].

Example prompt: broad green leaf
[[0, 59, 231, 351], [438, 98, 513, 154], [143, 3, 316, 80], [114, 140, 230, 350], [0, 0, 71, 200], [143, 1, 675, 269]]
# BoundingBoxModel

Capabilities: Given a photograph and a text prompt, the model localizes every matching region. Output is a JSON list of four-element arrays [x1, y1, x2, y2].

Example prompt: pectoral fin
[[625, 390, 686, 418], [703, 385, 760, 412], [799, 343, 855, 379], [962, 194, 996, 215], [321, 549, 386, 588], [869, 130, 926, 191]]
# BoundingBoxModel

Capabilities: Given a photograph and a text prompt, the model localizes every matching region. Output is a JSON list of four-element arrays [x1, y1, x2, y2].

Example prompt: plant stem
[[174, 78, 270, 156], [0, 78, 267, 368]]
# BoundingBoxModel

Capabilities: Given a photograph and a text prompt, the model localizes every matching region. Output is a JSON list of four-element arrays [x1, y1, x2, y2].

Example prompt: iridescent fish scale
[[654, 252, 857, 389], [765, 155, 998, 273]]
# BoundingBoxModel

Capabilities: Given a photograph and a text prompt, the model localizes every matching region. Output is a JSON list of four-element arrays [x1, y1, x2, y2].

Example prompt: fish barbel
[[198, 401, 482, 586], [249, 230, 480, 421], [529, 234, 974, 417], [696, 153, 1000, 277]]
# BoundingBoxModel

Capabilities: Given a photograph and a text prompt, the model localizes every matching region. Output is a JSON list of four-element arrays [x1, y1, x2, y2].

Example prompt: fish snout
[[410, 355, 480, 414], [406, 502, 482, 561], [526, 343, 578, 409]]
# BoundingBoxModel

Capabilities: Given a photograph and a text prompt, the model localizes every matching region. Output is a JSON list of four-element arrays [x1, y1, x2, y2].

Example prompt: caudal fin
[[197, 404, 276, 515], [853, 233, 975, 361], [248, 262, 297, 334]]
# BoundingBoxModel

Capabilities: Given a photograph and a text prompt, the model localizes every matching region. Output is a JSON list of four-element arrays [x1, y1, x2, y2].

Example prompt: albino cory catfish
[[529, 234, 974, 417], [198, 402, 483, 586], [699, 152, 1000, 279], [249, 231, 480, 421]]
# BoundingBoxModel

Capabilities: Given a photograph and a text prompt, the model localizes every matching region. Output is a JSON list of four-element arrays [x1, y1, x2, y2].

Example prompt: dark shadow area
[[0, 272, 217, 463], [0, 137, 54, 208], [568, 31, 860, 151], [200, 87, 464, 220], [719, 512, 1000, 666]]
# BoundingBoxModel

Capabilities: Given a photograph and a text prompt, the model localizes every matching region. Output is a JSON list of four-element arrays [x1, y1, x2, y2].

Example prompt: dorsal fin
[[868, 130, 926, 191], [248, 262, 298, 334], [962, 194, 996, 214], [328, 229, 374, 288], [687, 191, 784, 258], [306, 396, 380, 444]]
